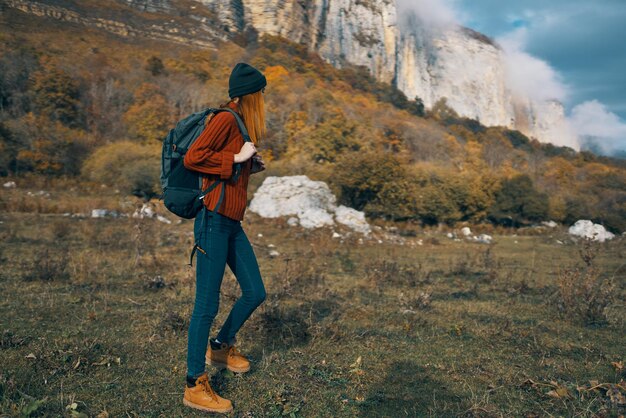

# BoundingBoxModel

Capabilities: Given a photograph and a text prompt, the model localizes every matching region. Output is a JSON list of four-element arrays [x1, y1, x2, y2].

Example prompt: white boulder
[[132, 203, 171, 224], [249, 175, 371, 234], [474, 234, 492, 244], [542, 220, 558, 228], [298, 207, 335, 229], [334, 205, 371, 234], [568, 220, 615, 242], [133, 203, 155, 219], [3, 181, 16, 188], [461, 227, 472, 236]]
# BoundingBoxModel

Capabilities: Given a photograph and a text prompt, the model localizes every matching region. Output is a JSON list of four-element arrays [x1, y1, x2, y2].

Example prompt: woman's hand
[[234, 142, 257, 163], [250, 154, 266, 174]]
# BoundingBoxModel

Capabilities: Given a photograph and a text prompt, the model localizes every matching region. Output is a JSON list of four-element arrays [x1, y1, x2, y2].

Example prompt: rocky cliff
[[197, 0, 578, 149], [2, 0, 578, 148]]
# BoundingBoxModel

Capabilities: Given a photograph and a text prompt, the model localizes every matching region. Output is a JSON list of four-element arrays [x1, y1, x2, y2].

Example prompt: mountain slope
[[1, 1, 624, 232]]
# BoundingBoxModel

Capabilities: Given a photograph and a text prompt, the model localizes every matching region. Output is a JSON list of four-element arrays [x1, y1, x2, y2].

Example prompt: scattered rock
[[461, 227, 472, 236], [132, 203, 171, 224], [334, 205, 371, 234], [3, 181, 16, 188], [133, 203, 155, 219], [27, 190, 50, 198], [156, 215, 171, 224], [473, 234, 492, 244], [332, 232, 342, 238], [257, 233, 263, 237], [269, 250, 280, 257], [91, 209, 120, 218], [542, 220, 558, 228], [249, 175, 370, 234], [568, 220, 615, 242]]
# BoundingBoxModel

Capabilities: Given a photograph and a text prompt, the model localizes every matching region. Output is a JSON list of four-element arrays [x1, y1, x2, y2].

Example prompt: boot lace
[[197, 374, 218, 401], [228, 345, 242, 358]]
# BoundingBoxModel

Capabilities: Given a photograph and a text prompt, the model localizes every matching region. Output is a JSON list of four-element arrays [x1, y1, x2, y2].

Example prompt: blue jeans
[[187, 208, 266, 378]]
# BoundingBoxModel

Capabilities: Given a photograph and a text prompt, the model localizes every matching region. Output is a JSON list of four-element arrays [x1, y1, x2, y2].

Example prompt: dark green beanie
[[228, 62, 267, 98]]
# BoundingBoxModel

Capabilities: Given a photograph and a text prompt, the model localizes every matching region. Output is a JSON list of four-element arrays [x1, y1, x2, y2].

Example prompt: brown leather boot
[[183, 372, 233, 413], [206, 339, 250, 373]]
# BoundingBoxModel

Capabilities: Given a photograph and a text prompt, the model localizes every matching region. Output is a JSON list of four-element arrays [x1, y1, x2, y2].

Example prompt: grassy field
[[0, 182, 624, 417]]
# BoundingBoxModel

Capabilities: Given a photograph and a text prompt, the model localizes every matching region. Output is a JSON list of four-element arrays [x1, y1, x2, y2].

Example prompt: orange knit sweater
[[183, 102, 253, 221]]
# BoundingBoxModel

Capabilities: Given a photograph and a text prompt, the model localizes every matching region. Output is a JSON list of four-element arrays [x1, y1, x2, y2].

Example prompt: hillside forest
[[1, 7, 625, 233]]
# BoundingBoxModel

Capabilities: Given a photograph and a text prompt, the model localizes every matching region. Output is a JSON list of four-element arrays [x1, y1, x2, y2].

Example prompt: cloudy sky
[[398, 0, 626, 155]]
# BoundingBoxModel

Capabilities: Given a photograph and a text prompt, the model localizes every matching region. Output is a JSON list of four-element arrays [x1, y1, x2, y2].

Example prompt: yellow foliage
[[164, 58, 188, 72], [496, 160, 519, 179], [548, 194, 567, 221], [260, 149, 275, 163], [82, 140, 161, 197], [463, 140, 487, 172], [123, 83, 172, 142], [584, 162, 613, 179], [544, 157, 576, 189], [285, 111, 309, 144], [264, 65, 289, 83]]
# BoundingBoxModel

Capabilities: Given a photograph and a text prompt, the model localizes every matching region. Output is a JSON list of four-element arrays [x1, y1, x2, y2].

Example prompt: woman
[[181, 62, 268, 413]]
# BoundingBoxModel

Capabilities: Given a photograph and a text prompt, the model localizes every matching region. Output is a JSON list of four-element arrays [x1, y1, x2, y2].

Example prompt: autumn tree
[[0, 122, 17, 175], [488, 174, 549, 226], [31, 61, 83, 128], [295, 108, 361, 164], [430, 97, 459, 123], [145, 56, 165, 76], [13, 113, 90, 175], [333, 150, 419, 221], [82, 140, 160, 198], [123, 83, 172, 142], [0, 48, 38, 116]]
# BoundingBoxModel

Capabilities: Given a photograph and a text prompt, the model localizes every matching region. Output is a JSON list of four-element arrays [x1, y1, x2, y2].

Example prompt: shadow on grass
[[359, 360, 463, 417]]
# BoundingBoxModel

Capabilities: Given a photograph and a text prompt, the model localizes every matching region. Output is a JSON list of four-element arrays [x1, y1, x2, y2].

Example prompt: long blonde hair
[[219, 90, 266, 145]]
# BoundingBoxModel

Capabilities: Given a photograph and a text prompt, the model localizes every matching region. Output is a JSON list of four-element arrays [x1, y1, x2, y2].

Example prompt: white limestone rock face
[[396, 25, 513, 128], [249, 175, 371, 234], [568, 220, 615, 242], [191, 0, 575, 149]]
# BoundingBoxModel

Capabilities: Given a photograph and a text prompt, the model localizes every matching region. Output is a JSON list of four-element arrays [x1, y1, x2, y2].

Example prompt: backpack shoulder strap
[[216, 108, 251, 143], [212, 108, 252, 182]]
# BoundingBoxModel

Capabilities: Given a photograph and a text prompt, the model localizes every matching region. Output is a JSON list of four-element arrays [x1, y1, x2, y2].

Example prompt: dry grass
[[0, 185, 625, 417]]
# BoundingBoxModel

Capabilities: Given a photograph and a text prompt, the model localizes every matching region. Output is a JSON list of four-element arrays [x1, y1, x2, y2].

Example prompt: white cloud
[[570, 100, 626, 154], [497, 28, 569, 102], [395, 1, 625, 156], [396, 0, 461, 28]]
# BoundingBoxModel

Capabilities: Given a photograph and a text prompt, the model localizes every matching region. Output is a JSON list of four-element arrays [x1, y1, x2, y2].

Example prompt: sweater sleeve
[[183, 112, 236, 180]]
